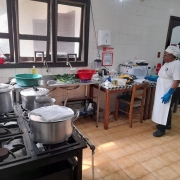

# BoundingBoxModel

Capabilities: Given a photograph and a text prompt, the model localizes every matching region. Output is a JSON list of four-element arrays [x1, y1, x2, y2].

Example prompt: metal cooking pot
[[26, 105, 79, 144], [0, 84, 14, 114], [20, 87, 49, 111], [34, 96, 56, 109]]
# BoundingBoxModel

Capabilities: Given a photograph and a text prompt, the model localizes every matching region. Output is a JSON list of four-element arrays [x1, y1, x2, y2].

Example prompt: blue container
[[14, 74, 42, 87]]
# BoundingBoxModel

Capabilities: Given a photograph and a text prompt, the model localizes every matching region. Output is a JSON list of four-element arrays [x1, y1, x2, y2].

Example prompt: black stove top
[[0, 104, 87, 180]]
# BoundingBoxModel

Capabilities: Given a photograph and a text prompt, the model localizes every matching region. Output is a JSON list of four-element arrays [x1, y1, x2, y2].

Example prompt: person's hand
[[161, 88, 176, 104], [144, 76, 158, 82], [161, 93, 171, 104]]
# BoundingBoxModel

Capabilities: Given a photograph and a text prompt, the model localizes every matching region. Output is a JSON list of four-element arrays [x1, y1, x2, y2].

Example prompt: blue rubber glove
[[161, 88, 176, 104], [144, 76, 158, 82]]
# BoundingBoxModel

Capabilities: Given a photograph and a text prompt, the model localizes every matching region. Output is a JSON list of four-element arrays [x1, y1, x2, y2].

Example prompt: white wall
[[1, 0, 180, 112]]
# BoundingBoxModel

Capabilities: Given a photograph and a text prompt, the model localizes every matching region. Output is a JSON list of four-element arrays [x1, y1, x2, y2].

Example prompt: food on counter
[[119, 74, 137, 84], [53, 74, 79, 83]]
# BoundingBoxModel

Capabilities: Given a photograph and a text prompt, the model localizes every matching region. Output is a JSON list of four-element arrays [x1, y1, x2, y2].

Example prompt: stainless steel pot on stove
[[26, 105, 79, 144], [20, 87, 49, 111], [34, 96, 56, 109], [0, 84, 14, 114]]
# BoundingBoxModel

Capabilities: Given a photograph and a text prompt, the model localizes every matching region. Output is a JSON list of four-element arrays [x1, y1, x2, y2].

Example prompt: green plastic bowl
[[14, 74, 42, 87]]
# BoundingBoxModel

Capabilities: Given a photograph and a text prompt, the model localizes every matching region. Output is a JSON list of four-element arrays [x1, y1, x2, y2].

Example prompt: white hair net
[[165, 46, 180, 58]]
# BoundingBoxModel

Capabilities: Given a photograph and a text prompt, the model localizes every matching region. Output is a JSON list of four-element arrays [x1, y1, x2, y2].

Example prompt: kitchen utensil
[[20, 87, 49, 111], [94, 59, 101, 70], [77, 69, 96, 80], [14, 74, 42, 87], [27, 105, 80, 144], [34, 96, 56, 109], [0, 84, 14, 114]]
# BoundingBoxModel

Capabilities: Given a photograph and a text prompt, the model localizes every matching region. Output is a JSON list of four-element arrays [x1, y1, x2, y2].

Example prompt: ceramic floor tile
[[122, 142, 143, 154], [137, 138, 157, 149], [169, 161, 180, 175], [79, 110, 180, 179], [141, 158, 165, 172], [130, 149, 154, 163], [114, 155, 139, 169], [82, 165, 102, 180], [171, 148, 180, 158], [145, 145, 168, 157], [105, 147, 128, 160], [107, 132, 126, 140], [103, 170, 131, 180], [136, 173, 158, 180], [128, 134, 148, 143], [86, 131, 106, 139], [122, 164, 149, 180], [152, 166, 179, 180], [83, 153, 111, 166], [95, 160, 121, 177], [156, 152, 179, 165], [113, 137, 133, 148], [99, 141, 119, 152]]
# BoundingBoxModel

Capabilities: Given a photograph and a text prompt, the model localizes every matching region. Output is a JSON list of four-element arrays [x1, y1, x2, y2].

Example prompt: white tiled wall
[[1, 0, 180, 111]]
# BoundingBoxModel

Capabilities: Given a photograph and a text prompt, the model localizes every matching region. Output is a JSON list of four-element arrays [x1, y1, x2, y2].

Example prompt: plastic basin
[[15, 74, 42, 87], [77, 69, 96, 80]]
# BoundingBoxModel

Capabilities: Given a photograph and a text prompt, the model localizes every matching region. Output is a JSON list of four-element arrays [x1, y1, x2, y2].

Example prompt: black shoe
[[156, 124, 171, 130], [153, 130, 165, 137]]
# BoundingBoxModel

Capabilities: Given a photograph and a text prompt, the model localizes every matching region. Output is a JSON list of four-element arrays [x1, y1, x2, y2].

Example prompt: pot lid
[[28, 105, 74, 122], [0, 83, 13, 93], [20, 87, 49, 96]]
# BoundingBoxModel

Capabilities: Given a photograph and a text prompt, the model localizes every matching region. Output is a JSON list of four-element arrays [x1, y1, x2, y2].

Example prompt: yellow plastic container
[[31, 66, 37, 74]]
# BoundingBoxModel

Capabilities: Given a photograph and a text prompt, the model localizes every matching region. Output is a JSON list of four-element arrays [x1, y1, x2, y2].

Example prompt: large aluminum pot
[[20, 87, 49, 111], [26, 105, 79, 144], [0, 84, 14, 114], [34, 96, 56, 109]]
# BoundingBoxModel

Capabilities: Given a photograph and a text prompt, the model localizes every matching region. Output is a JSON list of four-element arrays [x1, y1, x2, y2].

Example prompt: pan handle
[[22, 111, 30, 122], [72, 111, 79, 122]]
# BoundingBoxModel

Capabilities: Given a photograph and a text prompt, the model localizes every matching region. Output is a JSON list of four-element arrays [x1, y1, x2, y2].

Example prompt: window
[[0, 0, 90, 68]]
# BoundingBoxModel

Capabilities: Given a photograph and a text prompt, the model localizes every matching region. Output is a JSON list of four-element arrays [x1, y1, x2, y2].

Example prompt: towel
[[29, 105, 74, 122]]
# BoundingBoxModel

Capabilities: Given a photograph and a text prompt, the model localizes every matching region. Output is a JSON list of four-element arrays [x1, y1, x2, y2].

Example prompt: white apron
[[152, 65, 174, 125]]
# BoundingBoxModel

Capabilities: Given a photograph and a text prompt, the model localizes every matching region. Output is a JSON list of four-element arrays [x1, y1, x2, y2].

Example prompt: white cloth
[[165, 46, 180, 58], [152, 60, 180, 125], [29, 105, 74, 122]]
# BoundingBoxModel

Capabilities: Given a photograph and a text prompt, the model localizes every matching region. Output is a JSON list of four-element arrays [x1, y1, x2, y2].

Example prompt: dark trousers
[[159, 87, 180, 132]]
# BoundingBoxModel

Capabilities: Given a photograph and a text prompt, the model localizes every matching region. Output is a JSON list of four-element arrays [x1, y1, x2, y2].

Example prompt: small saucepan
[[0, 144, 25, 162]]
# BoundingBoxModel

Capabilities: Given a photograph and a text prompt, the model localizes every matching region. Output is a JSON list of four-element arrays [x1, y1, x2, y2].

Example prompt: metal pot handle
[[72, 111, 79, 122], [22, 111, 30, 122]]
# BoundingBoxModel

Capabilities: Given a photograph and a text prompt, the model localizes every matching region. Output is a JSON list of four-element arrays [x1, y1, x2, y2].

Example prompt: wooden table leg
[[104, 90, 110, 130], [143, 87, 151, 120], [89, 85, 93, 98], [148, 87, 155, 119]]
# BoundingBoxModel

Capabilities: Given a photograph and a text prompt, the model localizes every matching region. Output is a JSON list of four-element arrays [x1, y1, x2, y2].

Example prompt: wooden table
[[90, 84, 156, 130]]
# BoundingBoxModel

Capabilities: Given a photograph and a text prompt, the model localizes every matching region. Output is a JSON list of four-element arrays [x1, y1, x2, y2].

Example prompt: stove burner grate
[[0, 135, 31, 166], [32, 135, 80, 156]]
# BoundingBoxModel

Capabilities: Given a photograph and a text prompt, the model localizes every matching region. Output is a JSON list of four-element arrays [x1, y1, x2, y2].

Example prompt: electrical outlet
[[157, 52, 161, 58]]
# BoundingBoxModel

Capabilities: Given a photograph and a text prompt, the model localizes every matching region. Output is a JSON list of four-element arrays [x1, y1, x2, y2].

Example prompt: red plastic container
[[77, 69, 96, 80]]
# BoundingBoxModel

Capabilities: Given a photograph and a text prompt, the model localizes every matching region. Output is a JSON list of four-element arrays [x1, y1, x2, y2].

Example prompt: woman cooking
[[146, 46, 180, 137]]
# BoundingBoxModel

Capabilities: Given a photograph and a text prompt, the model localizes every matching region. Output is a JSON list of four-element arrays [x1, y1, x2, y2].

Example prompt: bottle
[[31, 66, 36, 74]]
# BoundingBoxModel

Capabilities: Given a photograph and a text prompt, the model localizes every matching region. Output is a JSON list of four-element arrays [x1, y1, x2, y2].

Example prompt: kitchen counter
[[13, 80, 101, 128]]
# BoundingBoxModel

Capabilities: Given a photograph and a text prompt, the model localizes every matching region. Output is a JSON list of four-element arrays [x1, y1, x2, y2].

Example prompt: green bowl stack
[[14, 74, 42, 87]]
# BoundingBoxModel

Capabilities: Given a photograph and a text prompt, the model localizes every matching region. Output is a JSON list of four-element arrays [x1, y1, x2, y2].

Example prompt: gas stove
[[0, 104, 87, 180]]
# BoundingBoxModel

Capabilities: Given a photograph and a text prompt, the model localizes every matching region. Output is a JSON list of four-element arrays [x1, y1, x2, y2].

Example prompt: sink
[[38, 75, 54, 86], [39, 75, 79, 90]]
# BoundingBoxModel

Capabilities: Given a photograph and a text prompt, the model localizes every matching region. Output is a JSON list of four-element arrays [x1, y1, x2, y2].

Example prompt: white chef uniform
[[152, 60, 180, 125]]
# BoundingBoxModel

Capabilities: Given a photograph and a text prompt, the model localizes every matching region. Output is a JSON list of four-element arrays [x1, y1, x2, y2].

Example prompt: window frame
[[0, 0, 90, 68]]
